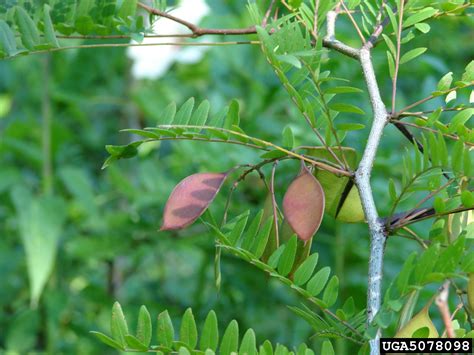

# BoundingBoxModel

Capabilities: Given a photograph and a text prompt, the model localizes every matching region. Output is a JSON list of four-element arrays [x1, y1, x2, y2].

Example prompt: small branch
[[339, 1, 366, 44], [138, 2, 257, 37], [12, 41, 259, 59], [356, 47, 389, 355], [323, 8, 360, 59], [270, 162, 280, 248], [302, 62, 349, 169], [387, 205, 474, 229], [393, 84, 472, 118], [262, 0, 276, 27], [325, 9, 338, 40], [398, 106, 469, 117], [400, 227, 429, 249], [435, 281, 455, 338], [390, 178, 456, 230], [389, 118, 474, 147], [41, 55, 53, 195], [157, 125, 353, 176], [391, 0, 405, 114], [313, 0, 320, 37], [366, 1, 401, 48]]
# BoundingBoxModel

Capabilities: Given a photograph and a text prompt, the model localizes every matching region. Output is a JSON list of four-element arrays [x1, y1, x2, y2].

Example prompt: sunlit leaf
[[180, 308, 198, 349], [157, 310, 174, 348], [240, 329, 257, 355], [293, 253, 319, 286], [277, 235, 298, 276], [15, 6, 40, 50], [137, 306, 152, 347], [200, 310, 219, 351], [111, 302, 128, 347], [220, 320, 239, 355], [306, 266, 331, 296]]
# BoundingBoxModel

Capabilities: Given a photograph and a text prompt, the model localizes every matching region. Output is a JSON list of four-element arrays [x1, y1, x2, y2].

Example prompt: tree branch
[[323, 9, 360, 59], [355, 47, 389, 355], [137, 2, 256, 37]]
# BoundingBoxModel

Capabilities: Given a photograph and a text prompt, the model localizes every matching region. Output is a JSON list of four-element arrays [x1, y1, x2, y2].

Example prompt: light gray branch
[[323, 10, 360, 59], [355, 47, 389, 355], [323, 10, 387, 354]]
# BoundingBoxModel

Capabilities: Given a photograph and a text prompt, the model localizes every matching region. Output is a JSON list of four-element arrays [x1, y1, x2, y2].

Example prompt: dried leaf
[[161, 172, 227, 231], [282, 163, 325, 241]]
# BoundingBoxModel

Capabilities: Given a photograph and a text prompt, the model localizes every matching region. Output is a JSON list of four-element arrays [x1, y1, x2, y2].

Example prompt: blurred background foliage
[[0, 0, 472, 353]]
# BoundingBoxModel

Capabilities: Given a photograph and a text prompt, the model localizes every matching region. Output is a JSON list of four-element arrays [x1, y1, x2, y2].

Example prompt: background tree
[[0, 0, 472, 354]]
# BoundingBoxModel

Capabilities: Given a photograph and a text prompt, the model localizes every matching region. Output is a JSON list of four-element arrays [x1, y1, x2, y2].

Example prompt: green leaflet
[[0, 20, 18, 56], [180, 308, 198, 349], [111, 302, 128, 347], [11, 187, 66, 307], [157, 310, 174, 348], [321, 340, 335, 355], [90, 331, 124, 351], [137, 306, 152, 347], [240, 329, 257, 355], [43, 5, 59, 48], [306, 266, 331, 296], [437, 72, 453, 91], [220, 320, 239, 355], [400, 47, 427, 64], [174, 97, 195, 125], [322, 276, 339, 307], [403, 7, 438, 28], [293, 253, 319, 286], [224, 99, 240, 129], [200, 311, 219, 351], [449, 108, 473, 133], [277, 235, 298, 276], [240, 210, 264, 251], [118, 0, 138, 19], [329, 102, 365, 115], [282, 125, 295, 149], [189, 100, 210, 127], [251, 217, 273, 259], [227, 211, 250, 245], [160, 102, 177, 125], [268, 245, 286, 269], [15, 6, 41, 50], [124, 334, 148, 351]]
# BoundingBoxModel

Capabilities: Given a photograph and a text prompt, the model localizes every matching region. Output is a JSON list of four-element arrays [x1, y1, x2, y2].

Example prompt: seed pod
[[395, 303, 438, 338], [468, 273, 474, 312], [160, 172, 227, 231], [282, 163, 325, 241]]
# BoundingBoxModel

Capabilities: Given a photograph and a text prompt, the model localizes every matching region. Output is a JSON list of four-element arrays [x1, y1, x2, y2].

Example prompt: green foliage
[[0, 1, 473, 354], [204, 210, 365, 343], [92, 303, 318, 353]]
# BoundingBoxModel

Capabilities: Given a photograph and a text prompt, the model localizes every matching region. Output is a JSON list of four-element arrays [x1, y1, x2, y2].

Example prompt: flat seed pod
[[283, 163, 325, 241], [468, 273, 474, 312], [395, 303, 438, 338], [160, 172, 227, 231]]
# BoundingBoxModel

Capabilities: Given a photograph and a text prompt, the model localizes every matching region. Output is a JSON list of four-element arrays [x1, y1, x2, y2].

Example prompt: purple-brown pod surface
[[283, 163, 325, 241], [160, 172, 228, 231]]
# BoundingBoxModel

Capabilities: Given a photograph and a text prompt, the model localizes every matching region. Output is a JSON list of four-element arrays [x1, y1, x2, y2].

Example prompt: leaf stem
[[391, 0, 405, 114], [157, 125, 352, 176]]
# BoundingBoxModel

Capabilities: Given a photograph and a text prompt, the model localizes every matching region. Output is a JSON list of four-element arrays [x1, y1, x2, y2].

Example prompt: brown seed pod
[[282, 163, 325, 241], [160, 172, 228, 231]]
